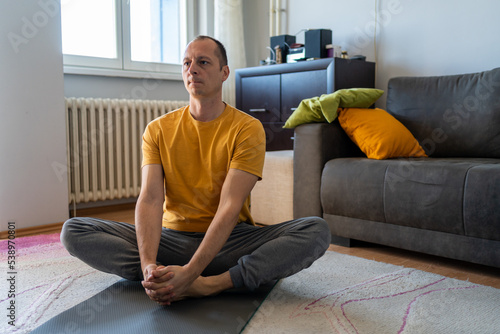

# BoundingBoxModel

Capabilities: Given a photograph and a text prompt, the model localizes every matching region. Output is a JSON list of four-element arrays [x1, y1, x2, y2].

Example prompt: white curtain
[[214, 0, 246, 106]]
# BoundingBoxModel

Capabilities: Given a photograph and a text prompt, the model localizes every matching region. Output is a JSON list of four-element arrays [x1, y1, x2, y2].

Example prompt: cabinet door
[[281, 70, 328, 121], [262, 122, 295, 151], [240, 74, 280, 122]]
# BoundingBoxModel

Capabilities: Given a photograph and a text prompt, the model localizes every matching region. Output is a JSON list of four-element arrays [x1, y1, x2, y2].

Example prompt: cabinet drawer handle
[[249, 108, 267, 113]]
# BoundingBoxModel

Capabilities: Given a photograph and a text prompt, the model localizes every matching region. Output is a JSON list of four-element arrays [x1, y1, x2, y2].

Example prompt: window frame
[[62, 0, 203, 80]]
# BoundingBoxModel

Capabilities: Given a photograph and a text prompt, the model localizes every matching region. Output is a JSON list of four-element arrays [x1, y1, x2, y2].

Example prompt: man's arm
[[156, 168, 259, 301], [135, 164, 172, 293], [187, 168, 259, 273]]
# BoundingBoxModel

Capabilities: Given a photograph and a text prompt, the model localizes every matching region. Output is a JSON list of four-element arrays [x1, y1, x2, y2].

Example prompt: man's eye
[[200, 61, 208, 65]]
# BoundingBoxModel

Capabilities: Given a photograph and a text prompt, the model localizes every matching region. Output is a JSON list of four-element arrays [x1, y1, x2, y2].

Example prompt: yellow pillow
[[338, 108, 427, 160]]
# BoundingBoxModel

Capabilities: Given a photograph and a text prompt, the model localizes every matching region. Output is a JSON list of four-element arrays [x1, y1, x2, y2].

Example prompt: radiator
[[66, 97, 188, 206]]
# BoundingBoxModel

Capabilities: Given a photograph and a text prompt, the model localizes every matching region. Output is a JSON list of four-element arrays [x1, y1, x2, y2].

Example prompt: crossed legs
[[61, 216, 330, 301]]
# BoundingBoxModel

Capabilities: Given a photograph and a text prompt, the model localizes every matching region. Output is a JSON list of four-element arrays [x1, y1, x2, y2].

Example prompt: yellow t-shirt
[[141, 104, 266, 232]]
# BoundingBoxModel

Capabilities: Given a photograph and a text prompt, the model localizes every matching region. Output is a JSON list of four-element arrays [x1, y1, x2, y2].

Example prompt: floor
[[25, 204, 500, 289], [328, 242, 500, 289]]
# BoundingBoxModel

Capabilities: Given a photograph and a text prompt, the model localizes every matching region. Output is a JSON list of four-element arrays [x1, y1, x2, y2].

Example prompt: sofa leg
[[330, 235, 352, 247]]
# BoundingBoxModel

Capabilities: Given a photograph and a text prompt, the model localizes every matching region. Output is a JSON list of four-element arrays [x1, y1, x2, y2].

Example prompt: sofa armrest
[[293, 122, 362, 219]]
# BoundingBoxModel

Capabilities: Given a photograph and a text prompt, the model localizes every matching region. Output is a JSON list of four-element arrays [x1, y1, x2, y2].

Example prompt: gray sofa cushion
[[464, 163, 500, 241], [386, 67, 500, 158], [321, 157, 500, 240], [321, 158, 387, 222]]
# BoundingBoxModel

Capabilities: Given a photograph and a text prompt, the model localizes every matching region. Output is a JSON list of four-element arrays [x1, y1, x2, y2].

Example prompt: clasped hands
[[141, 264, 197, 306]]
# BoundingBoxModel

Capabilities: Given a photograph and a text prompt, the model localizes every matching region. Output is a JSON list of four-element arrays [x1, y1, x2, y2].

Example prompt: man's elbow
[[137, 190, 164, 208]]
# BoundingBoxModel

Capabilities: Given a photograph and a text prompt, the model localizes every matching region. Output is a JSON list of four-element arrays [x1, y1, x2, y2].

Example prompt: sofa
[[293, 67, 500, 268]]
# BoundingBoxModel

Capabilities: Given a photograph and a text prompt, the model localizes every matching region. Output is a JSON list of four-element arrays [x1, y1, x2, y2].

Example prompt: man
[[61, 36, 330, 306]]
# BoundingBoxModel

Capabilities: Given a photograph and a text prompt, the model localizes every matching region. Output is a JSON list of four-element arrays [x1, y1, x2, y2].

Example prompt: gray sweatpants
[[60, 216, 330, 291]]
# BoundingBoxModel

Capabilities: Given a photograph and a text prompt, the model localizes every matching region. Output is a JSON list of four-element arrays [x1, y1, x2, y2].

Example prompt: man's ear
[[221, 65, 230, 82]]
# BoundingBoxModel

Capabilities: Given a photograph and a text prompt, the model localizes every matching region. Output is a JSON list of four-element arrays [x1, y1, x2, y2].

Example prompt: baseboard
[[70, 202, 136, 218], [71, 197, 137, 211], [0, 202, 137, 239], [0, 221, 64, 239]]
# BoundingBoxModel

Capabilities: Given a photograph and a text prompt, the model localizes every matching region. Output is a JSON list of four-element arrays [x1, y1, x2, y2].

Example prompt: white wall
[[243, 0, 271, 68], [0, 0, 68, 230], [250, 0, 500, 106], [64, 1, 500, 104], [64, 74, 189, 100]]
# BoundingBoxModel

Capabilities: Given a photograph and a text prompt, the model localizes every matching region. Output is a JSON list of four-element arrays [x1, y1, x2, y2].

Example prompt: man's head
[[191, 35, 228, 69], [182, 36, 230, 100]]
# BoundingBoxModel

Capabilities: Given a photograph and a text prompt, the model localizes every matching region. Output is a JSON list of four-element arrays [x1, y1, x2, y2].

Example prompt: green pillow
[[283, 88, 384, 129]]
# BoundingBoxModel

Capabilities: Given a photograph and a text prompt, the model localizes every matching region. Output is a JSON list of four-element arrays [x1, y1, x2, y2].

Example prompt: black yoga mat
[[31, 279, 274, 334]]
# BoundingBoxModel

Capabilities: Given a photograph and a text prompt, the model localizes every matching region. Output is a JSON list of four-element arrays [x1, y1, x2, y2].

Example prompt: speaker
[[270, 34, 296, 61], [305, 29, 332, 59]]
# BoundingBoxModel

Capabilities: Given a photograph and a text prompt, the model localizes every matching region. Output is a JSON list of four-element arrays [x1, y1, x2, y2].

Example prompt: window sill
[[63, 65, 183, 81]]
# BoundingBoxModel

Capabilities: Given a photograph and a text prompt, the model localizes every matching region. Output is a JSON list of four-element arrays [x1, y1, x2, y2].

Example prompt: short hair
[[192, 35, 228, 69]]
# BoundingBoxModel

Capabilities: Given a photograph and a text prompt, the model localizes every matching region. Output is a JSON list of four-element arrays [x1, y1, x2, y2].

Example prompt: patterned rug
[[2, 234, 500, 333], [243, 251, 500, 334], [0, 233, 121, 334]]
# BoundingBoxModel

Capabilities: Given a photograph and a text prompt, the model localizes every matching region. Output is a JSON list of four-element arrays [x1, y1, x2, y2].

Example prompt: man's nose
[[187, 63, 198, 75]]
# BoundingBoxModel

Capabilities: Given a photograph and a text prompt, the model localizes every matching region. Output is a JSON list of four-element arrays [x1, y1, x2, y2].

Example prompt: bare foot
[[172, 272, 233, 302]]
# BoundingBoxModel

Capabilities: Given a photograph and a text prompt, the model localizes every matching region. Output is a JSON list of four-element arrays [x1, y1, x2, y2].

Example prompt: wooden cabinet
[[240, 74, 280, 122], [235, 58, 375, 151]]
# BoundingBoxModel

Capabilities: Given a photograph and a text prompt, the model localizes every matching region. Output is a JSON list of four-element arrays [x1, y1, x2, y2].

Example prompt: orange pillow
[[338, 108, 427, 160]]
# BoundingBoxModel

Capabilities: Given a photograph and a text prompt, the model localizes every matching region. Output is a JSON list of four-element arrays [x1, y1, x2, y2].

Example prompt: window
[[61, 0, 202, 78], [61, 0, 117, 59], [130, 0, 181, 64]]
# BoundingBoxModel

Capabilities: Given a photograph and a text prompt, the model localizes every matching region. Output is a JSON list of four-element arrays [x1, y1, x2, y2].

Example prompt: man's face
[[182, 39, 229, 99]]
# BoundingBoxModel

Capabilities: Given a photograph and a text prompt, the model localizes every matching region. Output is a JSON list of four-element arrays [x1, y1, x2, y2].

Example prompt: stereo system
[[270, 29, 332, 63], [305, 29, 332, 59], [270, 34, 296, 62]]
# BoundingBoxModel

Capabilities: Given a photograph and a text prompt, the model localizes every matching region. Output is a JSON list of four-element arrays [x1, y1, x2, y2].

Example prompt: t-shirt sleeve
[[230, 118, 266, 179], [141, 121, 162, 167]]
